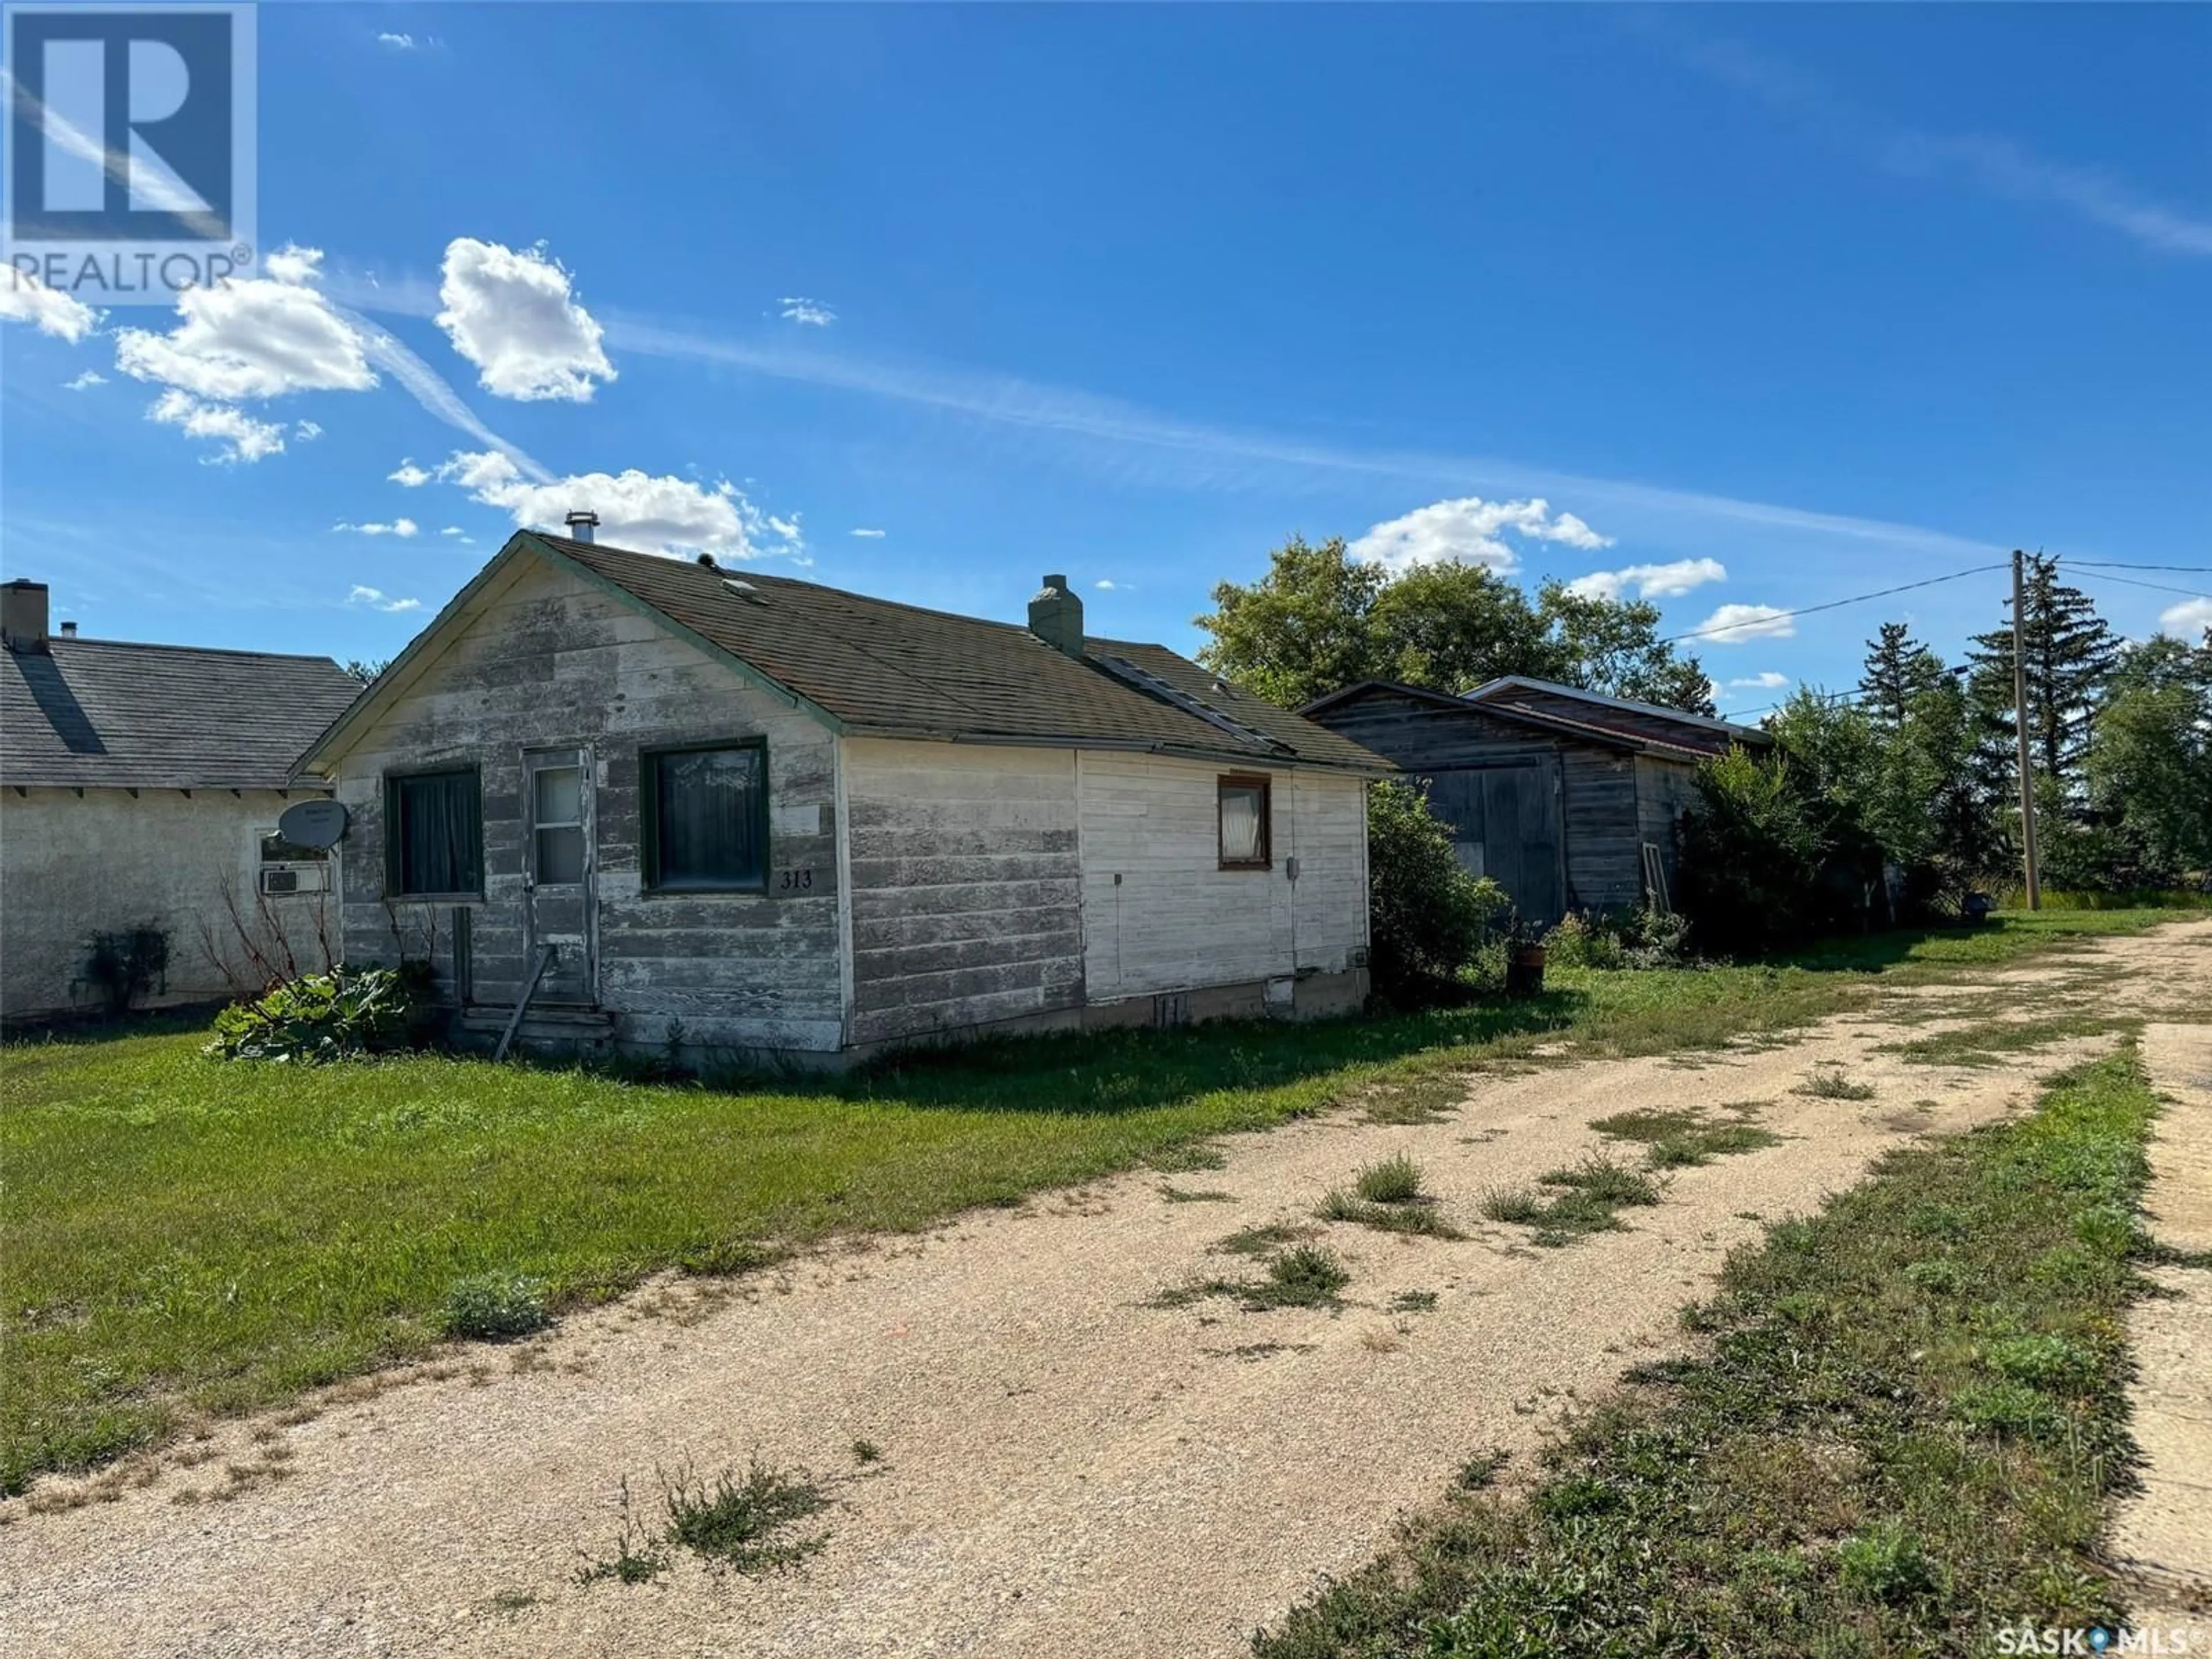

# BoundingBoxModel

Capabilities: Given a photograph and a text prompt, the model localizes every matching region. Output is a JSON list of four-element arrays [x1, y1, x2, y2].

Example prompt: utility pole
[[2011, 548, 2041, 911]]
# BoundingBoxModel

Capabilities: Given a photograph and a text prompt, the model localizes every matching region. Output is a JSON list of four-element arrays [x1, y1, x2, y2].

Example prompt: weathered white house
[[0, 579, 362, 1022], [293, 529, 1391, 1063]]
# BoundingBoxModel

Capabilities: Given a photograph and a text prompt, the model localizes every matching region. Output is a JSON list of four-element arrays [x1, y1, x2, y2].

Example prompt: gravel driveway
[[5, 922, 2206, 1659]]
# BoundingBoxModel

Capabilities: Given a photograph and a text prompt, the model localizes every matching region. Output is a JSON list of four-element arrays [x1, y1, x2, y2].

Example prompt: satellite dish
[[277, 798, 349, 851]]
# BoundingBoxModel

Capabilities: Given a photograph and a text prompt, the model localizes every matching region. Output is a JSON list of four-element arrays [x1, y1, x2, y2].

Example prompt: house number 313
[[778, 868, 813, 891]]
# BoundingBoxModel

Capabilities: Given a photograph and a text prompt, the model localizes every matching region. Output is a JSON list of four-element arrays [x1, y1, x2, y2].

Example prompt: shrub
[[1544, 904, 1695, 971], [1676, 747, 1829, 956], [81, 924, 171, 1016], [441, 1271, 552, 1340], [1366, 779, 1511, 1002], [204, 965, 421, 1063]]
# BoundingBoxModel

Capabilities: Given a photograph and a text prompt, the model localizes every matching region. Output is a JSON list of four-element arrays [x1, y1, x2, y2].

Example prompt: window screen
[[646, 744, 767, 892]]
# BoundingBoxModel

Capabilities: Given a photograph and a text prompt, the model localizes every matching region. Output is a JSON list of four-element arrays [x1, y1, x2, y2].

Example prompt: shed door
[[524, 748, 596, 1006], [1423, 764, 1567, 925]]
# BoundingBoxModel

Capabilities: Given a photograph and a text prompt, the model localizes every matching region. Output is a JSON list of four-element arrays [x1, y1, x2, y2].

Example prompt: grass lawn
[[0, 908, 2177, 1494], [1255, 1043, 2178, 1658]]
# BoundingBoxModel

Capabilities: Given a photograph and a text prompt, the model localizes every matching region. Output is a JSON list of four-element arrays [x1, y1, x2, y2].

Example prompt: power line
[[2058, 560, 2212, 574], [1659, 561, 2009, 645], [2061, 567, 2212, 600]]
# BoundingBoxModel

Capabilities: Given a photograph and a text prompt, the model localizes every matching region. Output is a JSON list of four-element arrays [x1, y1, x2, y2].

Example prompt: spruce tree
[[1857, 622, 1949, 730], [1965, 554, 2119, 791]]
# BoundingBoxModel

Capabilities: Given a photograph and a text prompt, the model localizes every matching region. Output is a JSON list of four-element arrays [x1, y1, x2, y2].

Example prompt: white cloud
[[294, 419, 323, 441], [1691, 603, 1797, 644], [334, 518, 421, 539], [1348, 496, 1613, 573], [433, 450, 798, 562], [2157, 597, 2212, 640], [440, 526, 475, 544], [779, 297, 836, 327], [376, 32, 418, 50], [0, 270, 101, 343], [435, 238, 615, 402], [114, 247, 376, 401], [848, 527, 886, 539], [1094, 579, 1119, 590], [388, 459, 433, 487], [1728, 671, 1791, 690], [147, 391, 286, 464], [347, 585, 422, 613], [262, 245, 325, 285], [64, 369, 107, 391], [1565, 557, 1729, 601]]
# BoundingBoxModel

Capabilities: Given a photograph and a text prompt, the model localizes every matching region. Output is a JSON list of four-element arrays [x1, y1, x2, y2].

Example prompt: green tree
[[2085, 635, 2212, 881], [1195, 535, 1713, 713], [1364, 779, 1510, 1002], [1192, 536, 1387, 709], [1965, 555, 2119, 790], [1857, 622, 1949, 730], [1532, 581, 1715, 713]]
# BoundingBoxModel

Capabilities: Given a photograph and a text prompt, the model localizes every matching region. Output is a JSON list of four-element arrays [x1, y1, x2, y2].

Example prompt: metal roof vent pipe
[[1028, 573, 1085, 658], [563, 509, 599, 544], [1, 579, 50, 653]]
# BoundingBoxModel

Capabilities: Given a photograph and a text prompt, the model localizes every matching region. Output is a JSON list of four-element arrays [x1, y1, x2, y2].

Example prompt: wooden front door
[[523, 748, 596, 1005], [1422, 763, 1567, 925]]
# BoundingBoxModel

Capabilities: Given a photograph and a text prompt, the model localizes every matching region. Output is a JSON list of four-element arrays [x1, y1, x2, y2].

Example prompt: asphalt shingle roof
[[2, 638, 360, 790], [539, 535, 1389, 773]]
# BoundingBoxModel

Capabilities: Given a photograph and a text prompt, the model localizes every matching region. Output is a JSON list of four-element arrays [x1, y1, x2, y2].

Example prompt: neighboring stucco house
[[1, 579, 362, 1022], [292, 529, 1391, 1063], [1301, 676, 1771, 925]]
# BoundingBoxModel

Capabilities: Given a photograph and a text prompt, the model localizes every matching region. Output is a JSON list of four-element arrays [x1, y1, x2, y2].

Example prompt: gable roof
[[1300, 675, 1770, 762], [1464, 676, 1771, 749], [301, 533, 1391, 777], [2, 638, 360, 790]]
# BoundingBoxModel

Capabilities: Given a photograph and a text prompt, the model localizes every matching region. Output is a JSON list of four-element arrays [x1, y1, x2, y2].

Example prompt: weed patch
[[1255, 1048, 2164, 1658], [440, 1273, 551, 1342], [1794, 1066, 1876, 1100], [1882, 1013, 2132, 1069], [1355, 1154, 1425, 1205], [1155, 1244, 1352, 1314]]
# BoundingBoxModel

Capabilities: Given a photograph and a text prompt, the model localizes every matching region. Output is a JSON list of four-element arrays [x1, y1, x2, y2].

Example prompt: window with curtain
[[1218, 775, 1271, 869], [387, 767, 482, 896], [645, 743, 767, 892]]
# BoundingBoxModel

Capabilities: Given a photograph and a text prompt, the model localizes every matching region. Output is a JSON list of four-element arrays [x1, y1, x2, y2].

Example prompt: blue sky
[[3, 3, 2207, 714]]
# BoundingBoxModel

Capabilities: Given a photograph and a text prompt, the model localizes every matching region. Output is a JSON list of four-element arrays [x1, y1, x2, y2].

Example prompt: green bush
[[81, 924, 170, 1016], [1543, 904, 1694, 971], [205, 965, 421, 1063], [1677, 747, 1831, 955], [1366, 779, 1510, 1002], [1836, 1521, 1942, 1604]]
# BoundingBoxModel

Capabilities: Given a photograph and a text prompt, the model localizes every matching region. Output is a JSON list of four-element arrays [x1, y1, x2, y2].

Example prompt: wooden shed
[[1300, 676, 1771, 925]]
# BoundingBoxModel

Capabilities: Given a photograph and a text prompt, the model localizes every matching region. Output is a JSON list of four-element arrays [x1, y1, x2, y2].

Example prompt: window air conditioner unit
[[259, 863, 331, 896]]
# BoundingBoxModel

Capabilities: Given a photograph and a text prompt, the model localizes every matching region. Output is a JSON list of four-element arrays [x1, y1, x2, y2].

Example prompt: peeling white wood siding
[[841, 739, 1085, 1047], [1077, 752, 1368, 1001], [329, 558, 844, 1053]]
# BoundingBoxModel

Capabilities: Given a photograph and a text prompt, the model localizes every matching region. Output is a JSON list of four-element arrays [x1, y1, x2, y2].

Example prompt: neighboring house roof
[[1301, 675, 1769, 762], [301, 533, 1392, 777], [1463, 675, 1771, 749], [2, 638, 361, 790], [1297, 679, 1728, 762]]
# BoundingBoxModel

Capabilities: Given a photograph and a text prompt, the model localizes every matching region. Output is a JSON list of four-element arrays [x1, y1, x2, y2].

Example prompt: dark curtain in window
[[394, 771, 481, 895], [653, 747, 764, 890]]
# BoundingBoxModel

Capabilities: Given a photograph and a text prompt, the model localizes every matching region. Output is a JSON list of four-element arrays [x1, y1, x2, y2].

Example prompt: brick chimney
[[1027, 573, 1085, 658], [2, 580, 49, 653]]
